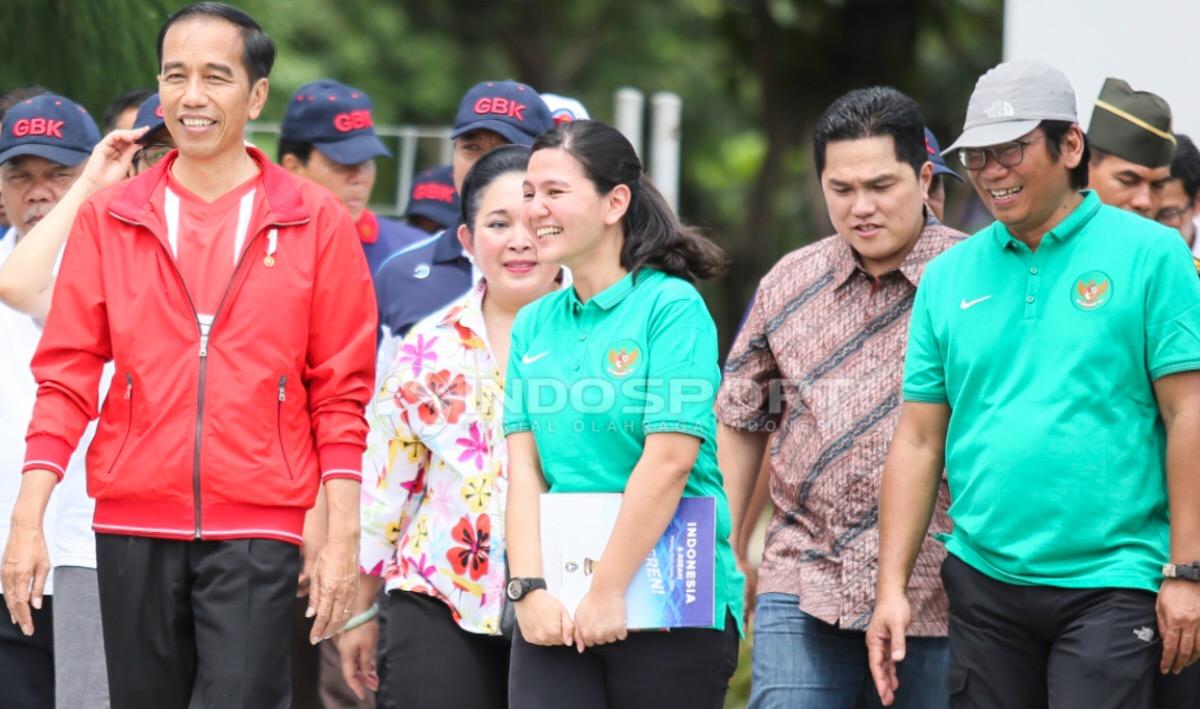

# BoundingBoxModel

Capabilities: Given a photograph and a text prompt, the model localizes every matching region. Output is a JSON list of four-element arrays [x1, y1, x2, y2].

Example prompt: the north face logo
[[984, 101, 1015, 119]]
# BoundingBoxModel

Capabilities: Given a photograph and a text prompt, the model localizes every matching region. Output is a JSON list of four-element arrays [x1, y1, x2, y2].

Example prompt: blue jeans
[[749, 593, 948, 709]]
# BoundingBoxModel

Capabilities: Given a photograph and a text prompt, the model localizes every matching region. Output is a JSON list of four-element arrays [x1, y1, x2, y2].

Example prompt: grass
[[724, 631, 753, 708]]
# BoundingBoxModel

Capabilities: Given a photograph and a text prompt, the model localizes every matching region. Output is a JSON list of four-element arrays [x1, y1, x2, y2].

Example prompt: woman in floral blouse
[[337, 145, 561, 707]]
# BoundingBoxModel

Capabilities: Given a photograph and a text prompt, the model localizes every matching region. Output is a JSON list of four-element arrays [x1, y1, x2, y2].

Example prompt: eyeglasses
[[1155, 206, 1190, 227], [959, 135, 1045, 171], [133, 144, 173, 170]]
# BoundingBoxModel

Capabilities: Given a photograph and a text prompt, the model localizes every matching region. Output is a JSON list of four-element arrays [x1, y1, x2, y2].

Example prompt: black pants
[[942, 553, 1159, 709], [509, 613, 740, 709], [0, 594, 53, 709], [380, 590, 508, 708], [96, 534, 300, 709], [1154, 664, 1200, 708]]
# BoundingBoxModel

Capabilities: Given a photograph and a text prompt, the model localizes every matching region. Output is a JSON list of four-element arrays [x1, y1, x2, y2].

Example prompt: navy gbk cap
[[405, 165, 458, 230], [0, 93, 100, 167], [281, 79, 392, 165], [132, 94, 167, 143], [924, 128, 964, 183], [451, 80, 553, 147]]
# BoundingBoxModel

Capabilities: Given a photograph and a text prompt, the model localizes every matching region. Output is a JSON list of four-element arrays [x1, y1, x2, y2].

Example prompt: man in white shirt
[[0, 91, 103, 709]]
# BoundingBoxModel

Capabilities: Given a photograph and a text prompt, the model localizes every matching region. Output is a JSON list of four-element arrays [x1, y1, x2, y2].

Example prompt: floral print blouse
[[360, 279, 509, 635]]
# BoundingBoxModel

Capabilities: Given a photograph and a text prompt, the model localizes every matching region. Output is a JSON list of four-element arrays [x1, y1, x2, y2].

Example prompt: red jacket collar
[[108, 146, 309, 226], [355, 209, 378, 244]]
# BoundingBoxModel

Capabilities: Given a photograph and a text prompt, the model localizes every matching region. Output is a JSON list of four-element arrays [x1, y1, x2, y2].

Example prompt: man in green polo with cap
[[1087, 78, 1176, 218], [866, 59, 1200, 709]]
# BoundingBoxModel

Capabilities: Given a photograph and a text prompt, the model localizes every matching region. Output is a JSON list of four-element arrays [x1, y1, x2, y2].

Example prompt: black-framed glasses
[[133, 143, 173, 170], [1156, 206, 1190, 227], [959, 135, 1044, 171]]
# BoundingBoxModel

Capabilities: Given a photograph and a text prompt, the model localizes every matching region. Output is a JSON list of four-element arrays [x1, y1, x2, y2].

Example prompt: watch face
[[507, 578, 523, 600]]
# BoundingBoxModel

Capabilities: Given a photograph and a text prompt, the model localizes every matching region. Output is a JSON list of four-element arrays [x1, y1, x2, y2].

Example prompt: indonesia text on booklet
[[540, 493, 715, 629]]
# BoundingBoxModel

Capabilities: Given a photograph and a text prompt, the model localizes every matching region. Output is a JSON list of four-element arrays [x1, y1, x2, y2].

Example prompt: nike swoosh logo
[[522, 351, 550, 365], [960, 295, 992, 310]]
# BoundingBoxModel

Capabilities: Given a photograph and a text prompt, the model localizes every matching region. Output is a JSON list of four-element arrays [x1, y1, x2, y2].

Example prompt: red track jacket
[[22, 148, 376, 545]]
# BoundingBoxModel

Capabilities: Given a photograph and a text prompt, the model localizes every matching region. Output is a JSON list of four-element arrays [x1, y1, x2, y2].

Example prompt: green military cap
[[1088, 78, 1176, 168]]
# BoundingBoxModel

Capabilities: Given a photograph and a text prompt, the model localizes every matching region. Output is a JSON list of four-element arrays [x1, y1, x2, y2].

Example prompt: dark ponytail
[[531, 120, 727, 282]]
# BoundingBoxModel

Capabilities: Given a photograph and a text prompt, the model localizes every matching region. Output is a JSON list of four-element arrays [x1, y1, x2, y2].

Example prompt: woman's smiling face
[[522, 147, 618, 269], [460, 170, 559, 303]]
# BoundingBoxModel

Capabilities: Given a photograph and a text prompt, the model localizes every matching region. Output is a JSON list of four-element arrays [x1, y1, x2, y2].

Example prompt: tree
[[1, 0, 171, 117]]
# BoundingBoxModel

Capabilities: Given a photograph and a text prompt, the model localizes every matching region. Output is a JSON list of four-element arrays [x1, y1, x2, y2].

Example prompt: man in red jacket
[[0, 4, 376, 708]]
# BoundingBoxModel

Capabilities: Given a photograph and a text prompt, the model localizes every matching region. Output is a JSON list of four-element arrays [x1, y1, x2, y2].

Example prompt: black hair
[[459, 144, 530, 232], [929, 173, 944, 194], [156, 2, 276, 84], [0, 86, 49, 122], [103, 88, 155, 133], [277, 138, 313, 165], [1169, 134, 1200, 202], [1041, 120, 1089, 190], [531, 120, 727, 282], [813, 86, 926, 178]]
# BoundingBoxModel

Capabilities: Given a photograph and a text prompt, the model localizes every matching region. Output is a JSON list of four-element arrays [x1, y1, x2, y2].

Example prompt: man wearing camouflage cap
[[1087, 78, 1176, 218]]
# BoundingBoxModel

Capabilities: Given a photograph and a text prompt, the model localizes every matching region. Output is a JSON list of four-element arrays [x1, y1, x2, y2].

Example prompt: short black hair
[[277, 139, 313, 165], [0, 86, 49, 122], [103, 88, 155, 133], [156, 2, 276, 84], [1042, 120, 1089, 190], [1169, 134, 1200, 202], [813, 86, 926, 178]]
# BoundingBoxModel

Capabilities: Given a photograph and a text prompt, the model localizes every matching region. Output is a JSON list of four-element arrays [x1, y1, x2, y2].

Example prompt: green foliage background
[[0, 2, 1004, 704]]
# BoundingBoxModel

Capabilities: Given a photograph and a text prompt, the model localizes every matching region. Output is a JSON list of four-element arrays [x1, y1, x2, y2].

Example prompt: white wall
[[1004, 0, 1200, 140]]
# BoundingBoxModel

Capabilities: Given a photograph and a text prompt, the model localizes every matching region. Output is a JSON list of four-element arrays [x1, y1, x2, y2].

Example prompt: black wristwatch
[[506, 577, 547, 601], [1162, 562, 1200, 581]]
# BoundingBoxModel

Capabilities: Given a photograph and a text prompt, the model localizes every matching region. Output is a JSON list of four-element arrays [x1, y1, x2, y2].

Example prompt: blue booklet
[[540, 493, 716, 629]]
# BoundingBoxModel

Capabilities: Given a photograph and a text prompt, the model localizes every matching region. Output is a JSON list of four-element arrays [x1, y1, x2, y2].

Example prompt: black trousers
[[96, 534, 300, 709], [1154, 664, 1200, 708], [380, 590, 509, 708], [509, 612, 740, 709], [942, 553, 1159, 709], [0, 594, 53, 709]]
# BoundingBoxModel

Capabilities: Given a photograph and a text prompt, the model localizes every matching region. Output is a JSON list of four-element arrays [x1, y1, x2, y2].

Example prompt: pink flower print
[[407, 553, 437, 581], [397, 333, 439, 378], [455, 422, 488, 470], [400, 460, 427, 497], [428, 472, 460, 530]]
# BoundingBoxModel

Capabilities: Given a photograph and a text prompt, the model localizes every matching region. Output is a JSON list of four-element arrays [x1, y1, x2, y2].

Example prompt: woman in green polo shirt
[[503, 120, 743, 708]]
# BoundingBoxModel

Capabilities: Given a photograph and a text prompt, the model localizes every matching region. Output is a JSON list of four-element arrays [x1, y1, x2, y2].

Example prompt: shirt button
[[578, 332, 587, 341], [1026, 295, 1035, 304], [1029, 267, 1038, 275], [571, 361, 580, 370]]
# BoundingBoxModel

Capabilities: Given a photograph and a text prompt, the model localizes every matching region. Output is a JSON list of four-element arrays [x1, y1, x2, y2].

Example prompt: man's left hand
[[1158, 577, 1200, 673], [307, 538, 359, 644]]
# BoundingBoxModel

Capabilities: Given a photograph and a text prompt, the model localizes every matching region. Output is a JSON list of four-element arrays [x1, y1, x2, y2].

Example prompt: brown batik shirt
[[716, 221, 964, 636]]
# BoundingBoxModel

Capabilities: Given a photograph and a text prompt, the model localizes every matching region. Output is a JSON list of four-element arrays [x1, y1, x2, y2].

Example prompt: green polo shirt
[[904, 191, 1200, 592], [504, 268, 743, 632]]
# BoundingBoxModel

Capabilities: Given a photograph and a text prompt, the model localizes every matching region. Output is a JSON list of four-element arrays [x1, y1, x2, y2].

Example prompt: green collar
[[569, 268, 661, 312], [993, 190, 1101, 251]]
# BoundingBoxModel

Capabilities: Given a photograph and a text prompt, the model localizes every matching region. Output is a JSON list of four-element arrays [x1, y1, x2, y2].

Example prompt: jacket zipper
[[190, 232, 273, 537], [107, 373, 135, 477], [111, 211, 278, 539], [277, 375, 294, 479]]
